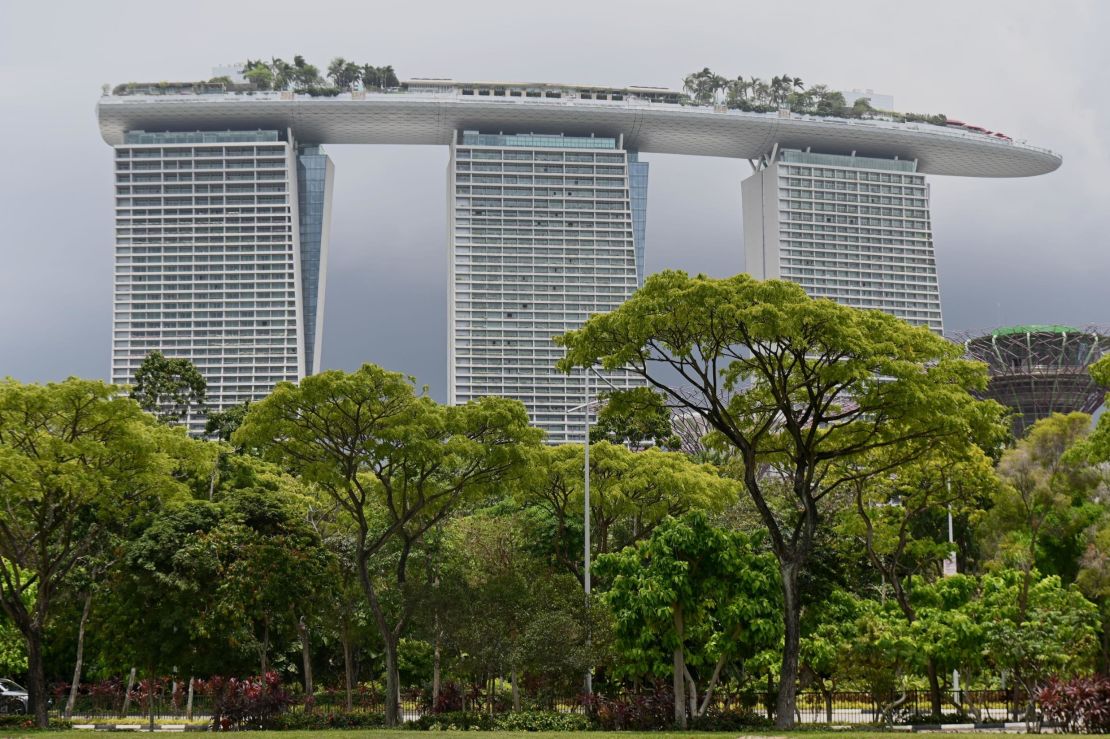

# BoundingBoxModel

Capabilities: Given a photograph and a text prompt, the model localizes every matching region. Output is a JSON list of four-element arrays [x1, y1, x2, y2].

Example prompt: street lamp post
[[563, 366, 621, 697]]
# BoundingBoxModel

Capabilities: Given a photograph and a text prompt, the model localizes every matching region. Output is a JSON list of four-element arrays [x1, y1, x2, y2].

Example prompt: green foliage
[[0, 611, 26, 676], [242, 56, 398, 93], [0, 715, 71, 729], [0, 377, 197, 723], [422, 505, 596, 696], [592, 387, 679, 449], [595, 512, 780, 718], [684, 67, 946, 122], [984, 413, 1101, 582], [204, 401, 249, 442], [521, 441, 736, 579], [409, 711, 496, 731], [234, 363, 542, 725], [493, 710, 595, 731], [1074, 354, 1110, 463], [131, 350, 207, 424], [269, 710, 385, 730], [555, 270, 1002, 724], [100, 455, 327, 677]]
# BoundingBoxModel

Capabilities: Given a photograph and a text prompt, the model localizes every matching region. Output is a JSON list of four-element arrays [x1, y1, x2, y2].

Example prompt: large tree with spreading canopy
[[555, 270, 1003, 727], [234, 363, 541, 726]]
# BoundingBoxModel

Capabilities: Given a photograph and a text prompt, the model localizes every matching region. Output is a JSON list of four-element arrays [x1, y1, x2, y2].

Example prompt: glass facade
[[628, 151, 649, 284], [461, 131, 617, 149], [449, 130, 645, 443], [296, 145, 331, 376], [112, 130, 332, 434], [124, 130, 280, 145], [744, 149, 943, 333]]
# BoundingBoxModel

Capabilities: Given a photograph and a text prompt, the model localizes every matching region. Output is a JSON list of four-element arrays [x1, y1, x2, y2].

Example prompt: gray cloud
[[2, 0, 1107, 402]]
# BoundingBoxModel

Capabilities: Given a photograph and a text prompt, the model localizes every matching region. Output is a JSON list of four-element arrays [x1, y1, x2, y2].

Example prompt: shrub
[[208, 672, 293, 731], [689, 707, 773, 731], [1039, 676, 1110, 733], [493, 709, 595, 731], [582, 682, 674, 731], [0, 716, 70, 729], [270, 710, 385, 730], [408, 710, 495, 731], [421, 680, 465, 713]]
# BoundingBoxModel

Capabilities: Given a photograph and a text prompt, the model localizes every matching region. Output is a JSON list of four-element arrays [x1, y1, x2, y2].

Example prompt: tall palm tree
[[327, 57, 349, 87], [726, 76, 749, 108], [710, 74, 729, 104], [361, 65, 381, 90], [271, 57, 293, 90]]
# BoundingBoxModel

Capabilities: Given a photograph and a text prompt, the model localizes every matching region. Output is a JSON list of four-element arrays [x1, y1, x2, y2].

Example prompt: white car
[[0, 679, 28, 714]]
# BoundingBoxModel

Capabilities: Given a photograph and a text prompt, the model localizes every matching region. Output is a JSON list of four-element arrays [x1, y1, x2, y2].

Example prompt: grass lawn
[[0, 727, 999, 732]]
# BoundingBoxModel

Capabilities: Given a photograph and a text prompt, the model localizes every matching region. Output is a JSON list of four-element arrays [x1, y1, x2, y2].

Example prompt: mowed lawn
[[0, 727, 1003, 732]]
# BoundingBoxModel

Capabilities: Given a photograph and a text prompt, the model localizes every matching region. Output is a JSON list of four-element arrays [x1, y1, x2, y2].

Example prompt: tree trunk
[[381, 633, 400, 726], [686, 667, 698, 719], [432, 626, 441, 707], [511, 665, 520, 712], [25, 628, 48, 728], [672, 605, 686, 729], [186, 678, 194, 721], [926, 658, 943, 719], [358, 553, 402, 726], [775, 560, 801, 729], [122, 667, 136, 716], [259, 617, 270, 676], [147, 665, 156, 733], [341, 630, 354, 712], [297, 615, 313, 702], [64, 591, 93, 719]]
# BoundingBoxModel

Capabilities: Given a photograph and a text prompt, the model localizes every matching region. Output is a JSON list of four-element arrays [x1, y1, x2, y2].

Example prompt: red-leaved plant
[[1038, 676, 1110, 734]]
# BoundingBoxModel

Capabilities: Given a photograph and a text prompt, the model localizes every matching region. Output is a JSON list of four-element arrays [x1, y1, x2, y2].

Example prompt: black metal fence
[[49, 685, 1034, 726]]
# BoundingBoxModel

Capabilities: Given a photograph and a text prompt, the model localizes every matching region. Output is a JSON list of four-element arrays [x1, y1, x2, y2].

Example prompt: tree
[[242, 59, 274, 90], [326, 57, 362, 91], [592, 387, 679, 449], [0, 378, 195, 726], [290, 54, 322, 89], [234, 364, 541, 726], [204, 401, 249, 442], [1075, 354, 1110, 462], [131, 350, 207, 425], [271, 57, 294, 90], [984, 413, 1101, 612], [841, 444, 1003, 716], [595, 512, 781, 728], [427, 505, 593, 710], [521, 441, 736, 581], [555, 270, 1000, 727], [102, 454, 327, 686]]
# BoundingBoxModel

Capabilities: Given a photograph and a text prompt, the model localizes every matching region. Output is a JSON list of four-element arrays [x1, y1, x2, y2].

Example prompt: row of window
[[779, 166, 924, 184], [117, 147, 288, 158], [458, 150, 625, 163]]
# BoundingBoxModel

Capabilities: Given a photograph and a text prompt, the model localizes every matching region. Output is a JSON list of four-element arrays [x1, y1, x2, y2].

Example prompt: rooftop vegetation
[[106, 59, 953, 128], [112, 55, 400, 98], [681, 67, 947, 125]]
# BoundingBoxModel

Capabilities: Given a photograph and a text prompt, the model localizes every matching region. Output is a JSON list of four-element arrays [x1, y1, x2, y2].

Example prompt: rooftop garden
[[681, 67, 948, 125], [107, 58, 976, 132], [111, 55, 400, 98]]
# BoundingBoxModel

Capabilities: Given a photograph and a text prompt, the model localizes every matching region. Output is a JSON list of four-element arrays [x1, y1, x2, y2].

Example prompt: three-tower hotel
[[98, 75, 1060, 439]]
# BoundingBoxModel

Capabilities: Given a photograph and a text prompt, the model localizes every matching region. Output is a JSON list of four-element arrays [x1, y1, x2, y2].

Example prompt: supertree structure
[[957, 325, 1110, 438]]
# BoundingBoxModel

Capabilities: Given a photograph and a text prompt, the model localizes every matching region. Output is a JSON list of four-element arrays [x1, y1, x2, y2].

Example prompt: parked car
[[0, 679, 28, 714]]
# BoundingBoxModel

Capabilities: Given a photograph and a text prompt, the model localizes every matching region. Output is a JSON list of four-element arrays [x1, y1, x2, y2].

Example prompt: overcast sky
[[1, 0, 1107, 401]]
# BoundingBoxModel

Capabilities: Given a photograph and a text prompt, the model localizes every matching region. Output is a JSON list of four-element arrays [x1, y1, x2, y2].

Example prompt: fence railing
[[48, 685, 1035, 725]]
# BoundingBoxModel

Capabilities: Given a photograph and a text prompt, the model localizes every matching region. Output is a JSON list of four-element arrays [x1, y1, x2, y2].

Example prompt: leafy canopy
[[131, 350, 207, 424]]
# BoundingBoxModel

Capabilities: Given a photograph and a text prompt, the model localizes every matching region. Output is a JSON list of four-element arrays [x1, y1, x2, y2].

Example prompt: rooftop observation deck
[[96, 84, 1061, 178]]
